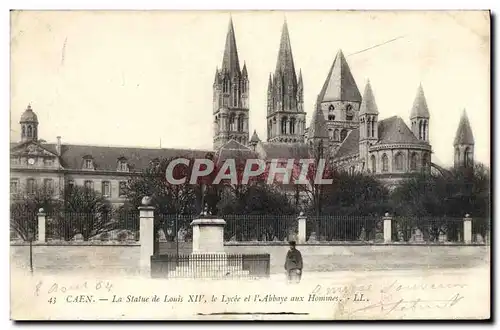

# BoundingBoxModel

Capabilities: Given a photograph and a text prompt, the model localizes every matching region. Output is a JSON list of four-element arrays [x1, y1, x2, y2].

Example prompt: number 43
[[48, 297, 57, 304]]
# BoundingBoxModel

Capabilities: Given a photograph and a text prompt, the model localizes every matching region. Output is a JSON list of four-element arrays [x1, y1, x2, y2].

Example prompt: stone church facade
[[10, 18, 476, 202]]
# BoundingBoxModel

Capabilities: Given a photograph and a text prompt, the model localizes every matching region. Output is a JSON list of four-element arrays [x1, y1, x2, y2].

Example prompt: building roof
[[214, 139, 259, 166], [454, 109, 475, 145], [20, 105, 38, 123], [334, 129, 360, 159], [221, 17, 241, 75], [317, 50, 362, 103], [259, 142, 310, 160], [410, 84, 430, 118], [308, 103, 328, 139], [359, 80, 379, 116], [10, 141, 211, 172], [377, 116, 422, 144]]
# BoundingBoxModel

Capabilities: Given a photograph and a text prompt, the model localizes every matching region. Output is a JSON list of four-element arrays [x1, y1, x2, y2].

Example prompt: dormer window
[[117, 158, 129, 172], [83, 156, 94, 170], [328, 115, 335, 121], [329, 105, 335, 112]]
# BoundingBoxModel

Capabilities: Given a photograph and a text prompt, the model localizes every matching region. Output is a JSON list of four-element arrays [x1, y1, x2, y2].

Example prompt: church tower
[[308, 98, 329, 159], [316, 49, 362, 153], [20, 104, 39, 143], [453, 109, 475, 169], [358, 80, 379, 168], [267, 19, 306, 143], [410, 84, 430, 143], [213, 18, 249, 149]]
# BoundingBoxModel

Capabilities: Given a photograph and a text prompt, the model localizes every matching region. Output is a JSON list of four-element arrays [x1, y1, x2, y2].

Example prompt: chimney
[[56, 136, 61, 156]]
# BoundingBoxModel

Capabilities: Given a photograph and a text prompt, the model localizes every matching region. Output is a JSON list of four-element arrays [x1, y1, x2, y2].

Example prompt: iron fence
[[150, 253, 270, 279], [392, 216, 464, 243], [44, 212, 139, 242], [10, 209, 38, 241], [223, 215, 296, 242], [306, 215, 381, 242]]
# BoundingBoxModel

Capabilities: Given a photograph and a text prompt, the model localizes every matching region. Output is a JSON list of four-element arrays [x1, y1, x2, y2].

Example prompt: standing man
[[284, 241, 303, 283]]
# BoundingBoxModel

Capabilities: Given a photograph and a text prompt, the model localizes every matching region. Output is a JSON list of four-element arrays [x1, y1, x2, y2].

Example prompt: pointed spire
[[250, 130, 261, 143], [308, 101, 328, 139], [267, 73, 273, 91], [359, 80, 378, 115], [221, 17, 241, 75], [410, 83, 430, 118], [454, 109, 475, 146], [318, 49, 362, 103], [274, 19, 297, 84], [242, 61, 248, 77], [298, 69, 303, 86]]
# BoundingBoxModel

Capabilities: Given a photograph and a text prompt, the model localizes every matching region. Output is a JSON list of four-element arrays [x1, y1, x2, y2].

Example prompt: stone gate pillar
[[463, 214, 472, 244], [383, 213, 392, 244], [297, 212, 306, 244], [139, 196, 155, 274], [37, 208, 46, 243]]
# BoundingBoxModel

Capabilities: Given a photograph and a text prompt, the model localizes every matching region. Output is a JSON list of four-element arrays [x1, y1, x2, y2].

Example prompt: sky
[[10, 10, 490, 167]]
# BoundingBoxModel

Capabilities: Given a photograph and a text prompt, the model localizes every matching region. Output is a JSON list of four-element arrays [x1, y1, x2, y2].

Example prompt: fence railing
[[306, 216, 382, 242], [150, 253, 270, 279], [391, 216, 464, 243]]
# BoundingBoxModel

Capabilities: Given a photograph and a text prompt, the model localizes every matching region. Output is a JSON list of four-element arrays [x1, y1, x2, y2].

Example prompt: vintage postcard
[[9, 10, 490, 320]]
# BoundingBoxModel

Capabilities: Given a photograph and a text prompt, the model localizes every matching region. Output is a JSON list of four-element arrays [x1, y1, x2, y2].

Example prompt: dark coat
[[284, 248, 303, 271]]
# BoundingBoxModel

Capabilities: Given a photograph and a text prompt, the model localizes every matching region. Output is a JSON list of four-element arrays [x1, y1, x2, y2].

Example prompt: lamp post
[[28, 227, 34, 274]]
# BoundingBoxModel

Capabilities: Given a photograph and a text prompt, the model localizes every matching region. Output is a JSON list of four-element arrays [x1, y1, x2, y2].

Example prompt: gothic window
[[27, 125, 33, 137], [371, 120, 376, 138], [340, 129, 348, 142], [382, 154, 389, 172], [237, 115, 244, 132], [26, 178, 36, 194], [419, 121, 423, 140], [410, 153, 418, 171], [223, 79, 229, 93], [328, 115, 335, 121], [464, 147, 472, 167], [281, 117, 288, 135], [371, 155, 376, 173], [394, 152, 404, 171], [22, 126, 26, 137], [102, 181, 111, 197], [229, 114, 236, 131], [290, 117, 296, 135], [367, 118, 371, 137], [329, 105, 335, 112], [422, 152, 429, 170], [423, 121, 427, 141], [328, 128, 333, 139], [333, 129, 339, 141]]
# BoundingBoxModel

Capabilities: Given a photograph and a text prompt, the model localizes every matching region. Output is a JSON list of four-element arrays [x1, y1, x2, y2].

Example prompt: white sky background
[[10, 10, 490, 167]]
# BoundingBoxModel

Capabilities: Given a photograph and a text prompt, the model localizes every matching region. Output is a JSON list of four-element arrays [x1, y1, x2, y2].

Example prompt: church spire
[[454, 109, 475, 146], [411, 83, 430, 119], [359, 80, 379, 116], [318, 49, 362, 103], [221, 17, 241, 75], [274, 19, 297, 85]]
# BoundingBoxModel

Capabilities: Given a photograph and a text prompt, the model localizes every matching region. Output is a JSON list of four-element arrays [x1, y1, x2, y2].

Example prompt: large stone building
[[10, 18, 476, 202]]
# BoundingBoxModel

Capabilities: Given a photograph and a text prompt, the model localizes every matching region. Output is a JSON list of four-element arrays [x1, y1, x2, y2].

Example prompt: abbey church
[[10, 18, 476, 201]]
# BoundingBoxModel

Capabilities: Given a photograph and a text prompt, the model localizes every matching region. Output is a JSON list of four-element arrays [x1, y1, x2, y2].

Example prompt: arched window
[[328, 115, 335, 121], [394, 152, 404, 171], [333, 129, 339, 141], [410, 152, 418, 171], [382, 154, 389, 172], [371, 155, 376, 173], [237, 115, 244, 132], [367, 118, 371, 138], [229, 113, 236, 131], [464, 147, 472, 167], [233, 84, 238, 106], [289, 117, 296, 135], [329, 104, 335, 112], [328, 128, 333, 139], [340, 129, 348, 142], [371, 120, 376, 138], [281, 117, 287, 135], [27, 125, 32, 137], [423, 121, 427, 141], [419, 121, 423, 140], [22, 126, 26, 137], [422, 152, 429, 170]]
